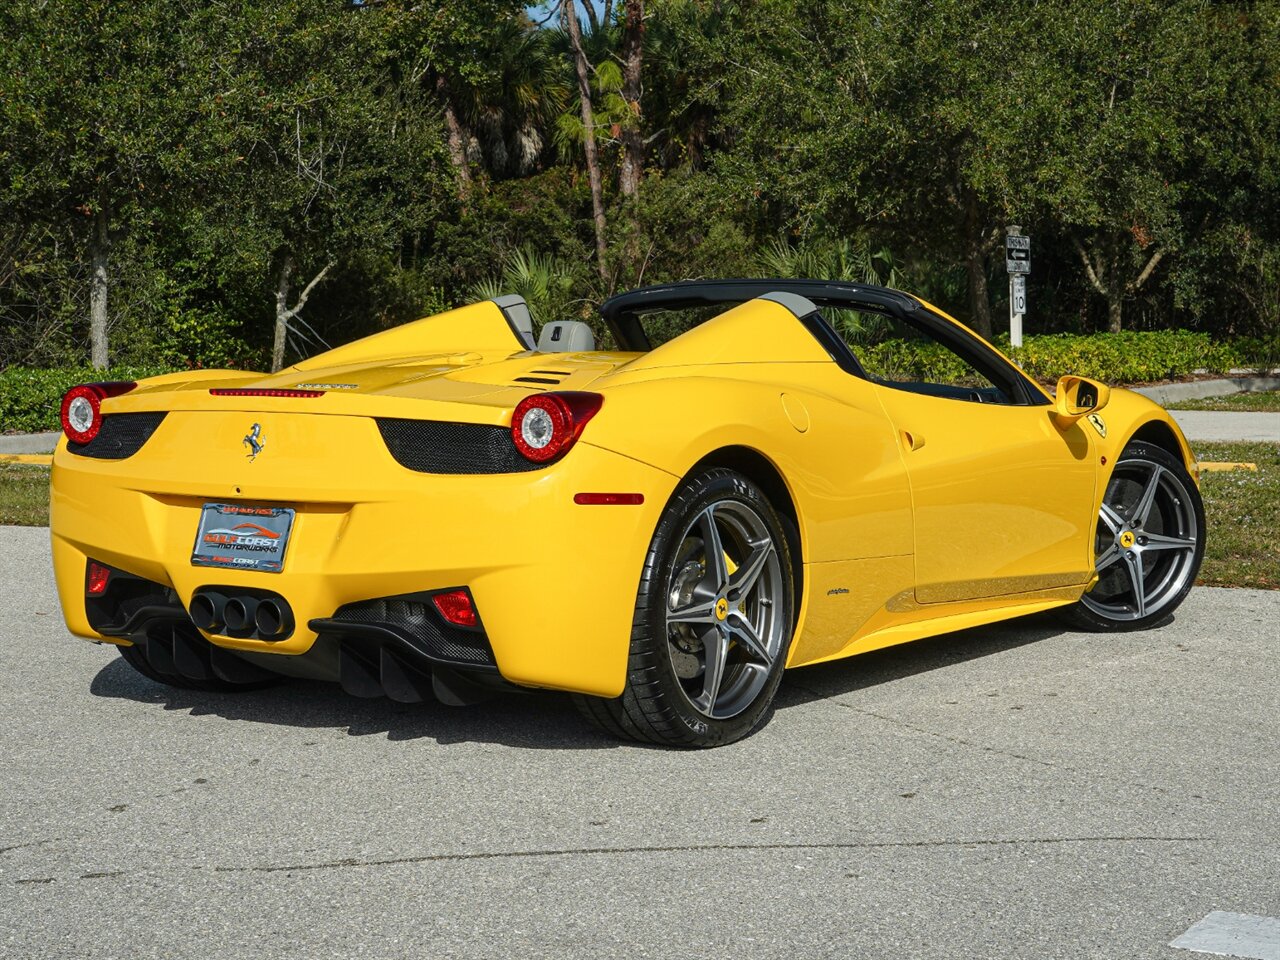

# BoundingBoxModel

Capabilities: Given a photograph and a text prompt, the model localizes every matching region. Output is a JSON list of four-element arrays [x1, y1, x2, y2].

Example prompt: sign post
[[1005, 227, 1030, 347]]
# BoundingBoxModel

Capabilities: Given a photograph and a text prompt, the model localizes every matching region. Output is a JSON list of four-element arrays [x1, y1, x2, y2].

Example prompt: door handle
[[902, 430, 926, 451]]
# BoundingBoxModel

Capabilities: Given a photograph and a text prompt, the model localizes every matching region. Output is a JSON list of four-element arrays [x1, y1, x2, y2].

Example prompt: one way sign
[[1005, 235, 1031, 275]]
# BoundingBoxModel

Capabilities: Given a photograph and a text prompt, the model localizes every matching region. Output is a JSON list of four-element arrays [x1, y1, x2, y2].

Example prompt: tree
[[562, 0, 611, 284], [1018, 1, 1268, 331], [618, 0, 646, 198], [0, 0, 217, 367], [188, 1, 455, 372]]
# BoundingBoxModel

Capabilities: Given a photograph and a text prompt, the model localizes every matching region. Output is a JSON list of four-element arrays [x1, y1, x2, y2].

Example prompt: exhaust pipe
[[222, 596, 259, 635], [190, 591, 228, 632], [254, 597, 294, 641]]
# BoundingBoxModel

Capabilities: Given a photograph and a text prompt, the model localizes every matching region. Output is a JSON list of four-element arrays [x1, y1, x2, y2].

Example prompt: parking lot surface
[[1, 523, 1277, 959]]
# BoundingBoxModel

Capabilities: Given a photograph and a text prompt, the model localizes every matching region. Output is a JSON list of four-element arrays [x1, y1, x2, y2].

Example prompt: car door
[[831, 306, 1098, 604]]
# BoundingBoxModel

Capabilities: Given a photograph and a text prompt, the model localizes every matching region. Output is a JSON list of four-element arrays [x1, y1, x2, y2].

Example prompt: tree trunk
[[618, 0, 645, 199], [272, 255, 294, 373], [962, 192, 993, 339], [436, 76, 471, 201], [966, 251, 993, 340], [1106, 295, 1123, 333], [89, 204, 110, 370], [1073, 233, 1166, 334], [564, 0, 610, 286]]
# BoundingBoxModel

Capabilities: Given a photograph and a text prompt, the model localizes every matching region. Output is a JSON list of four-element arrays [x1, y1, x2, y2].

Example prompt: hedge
[[0, 365, 176, 435], [863, 331, 1275, 389], [1, 330, 1277, 434]]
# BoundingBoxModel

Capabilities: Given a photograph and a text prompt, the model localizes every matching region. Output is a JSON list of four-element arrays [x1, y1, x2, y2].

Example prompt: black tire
[[574, 468, 797, 748], [117, 636, 278, 692], [1064, 440, 1205, 632]]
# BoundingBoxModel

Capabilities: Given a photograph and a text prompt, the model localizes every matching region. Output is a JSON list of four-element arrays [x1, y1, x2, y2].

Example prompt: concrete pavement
[[1, 524, 1278, 959], [1172, 410, 1280, 443]]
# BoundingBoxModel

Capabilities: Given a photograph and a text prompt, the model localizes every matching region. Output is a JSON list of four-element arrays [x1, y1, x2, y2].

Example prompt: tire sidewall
[[634, 469, 795, 746], [1075, 440, 1205, 631]]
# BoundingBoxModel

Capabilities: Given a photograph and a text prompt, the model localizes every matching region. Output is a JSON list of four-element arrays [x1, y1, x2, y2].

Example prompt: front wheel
[[574, 468, 796, 748], [1066, 440, 1205, 631]]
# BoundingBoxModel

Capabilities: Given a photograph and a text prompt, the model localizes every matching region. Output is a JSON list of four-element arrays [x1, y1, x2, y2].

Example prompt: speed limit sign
[[1012, 275, 1027, 315]]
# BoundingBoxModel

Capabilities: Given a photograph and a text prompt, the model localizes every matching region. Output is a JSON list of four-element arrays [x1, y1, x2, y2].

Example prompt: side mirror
[[1054, 375, 1110, 426]]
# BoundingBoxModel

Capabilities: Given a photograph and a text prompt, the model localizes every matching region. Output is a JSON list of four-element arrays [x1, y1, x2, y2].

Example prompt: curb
[[0, 432, 59, 455], [1133, 376, 1280, 406], [0, 454, 52, 465]]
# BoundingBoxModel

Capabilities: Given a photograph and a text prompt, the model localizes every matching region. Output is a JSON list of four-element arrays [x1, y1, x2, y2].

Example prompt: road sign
[[1006, 235, 1031, 274], [1012, 275, 1027, 315]]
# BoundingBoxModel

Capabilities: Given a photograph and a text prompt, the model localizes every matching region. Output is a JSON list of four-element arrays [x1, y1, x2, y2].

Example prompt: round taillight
[[61, 385, 103, 444], [59, 381, 137, 445], [510, 392, 604, 464]]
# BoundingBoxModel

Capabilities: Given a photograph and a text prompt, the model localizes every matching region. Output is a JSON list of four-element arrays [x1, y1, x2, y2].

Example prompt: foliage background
[[0, 0, 1278, 378]]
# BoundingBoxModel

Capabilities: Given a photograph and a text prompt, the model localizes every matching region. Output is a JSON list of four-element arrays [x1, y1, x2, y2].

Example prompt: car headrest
[[537, 320, 595, 353]]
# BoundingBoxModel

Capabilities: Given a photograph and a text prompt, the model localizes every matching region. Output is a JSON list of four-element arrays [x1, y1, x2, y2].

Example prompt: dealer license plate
[[191, 504, 295, 573]]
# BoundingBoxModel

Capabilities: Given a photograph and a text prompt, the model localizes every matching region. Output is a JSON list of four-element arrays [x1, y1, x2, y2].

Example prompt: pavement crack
[[791, 682, 1062, 769], [211, 835, 1211, 875], [0, 840, 49, 856]]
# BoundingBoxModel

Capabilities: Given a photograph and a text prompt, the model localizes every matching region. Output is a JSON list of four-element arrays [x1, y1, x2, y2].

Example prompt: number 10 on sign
[[1010, 275, 1027, 347]]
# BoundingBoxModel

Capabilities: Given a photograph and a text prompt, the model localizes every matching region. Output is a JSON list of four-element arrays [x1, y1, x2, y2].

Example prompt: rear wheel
[[1066, 440, 1204, 631], [574, 468, 796, 748]]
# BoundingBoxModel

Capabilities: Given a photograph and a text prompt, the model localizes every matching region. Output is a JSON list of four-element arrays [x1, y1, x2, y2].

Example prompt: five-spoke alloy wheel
[[1068, 441, 1205, 631], [575, 468, 796, 747]]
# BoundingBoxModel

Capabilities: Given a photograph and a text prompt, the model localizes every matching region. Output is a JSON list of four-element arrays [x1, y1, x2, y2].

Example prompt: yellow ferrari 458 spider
[[51, 280, 1204, 746]]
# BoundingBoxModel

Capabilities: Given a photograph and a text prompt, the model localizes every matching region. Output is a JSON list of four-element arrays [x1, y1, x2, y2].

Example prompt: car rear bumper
[[50, 411, 677, 697]]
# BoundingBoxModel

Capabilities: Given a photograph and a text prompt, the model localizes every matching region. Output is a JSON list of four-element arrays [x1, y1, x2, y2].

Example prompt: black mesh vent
[[326, 597, 496, 668], [376, 418, 540, 475], [68, 412, 167, 459]]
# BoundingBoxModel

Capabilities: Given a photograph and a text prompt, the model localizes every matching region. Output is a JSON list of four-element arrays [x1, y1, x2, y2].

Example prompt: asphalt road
[[2, 523, 1277, 960]]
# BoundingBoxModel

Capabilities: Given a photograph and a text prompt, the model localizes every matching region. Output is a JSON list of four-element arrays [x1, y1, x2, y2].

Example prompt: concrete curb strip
[[0, 432, 59, 455], [1134, 376, 1280, 405]]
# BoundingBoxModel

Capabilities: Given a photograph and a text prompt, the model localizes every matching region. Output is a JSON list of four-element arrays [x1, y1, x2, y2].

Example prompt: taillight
[[85, 560, 112, 596], [60, 382, 136, 445], [432, 589, 478, 627], [208, 388, 325, 398], [510, 392, 603, 464]]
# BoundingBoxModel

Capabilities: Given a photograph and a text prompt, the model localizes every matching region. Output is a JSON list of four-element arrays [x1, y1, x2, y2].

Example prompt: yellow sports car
[[51, 280, 1204, 747]]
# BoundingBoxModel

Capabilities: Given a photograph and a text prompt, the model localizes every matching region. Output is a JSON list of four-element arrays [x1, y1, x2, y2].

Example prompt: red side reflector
[[574, 493, 645, 505], [86, 561, 111, 596], [432, 589, 478, 627], [209, 388, 325, 398]]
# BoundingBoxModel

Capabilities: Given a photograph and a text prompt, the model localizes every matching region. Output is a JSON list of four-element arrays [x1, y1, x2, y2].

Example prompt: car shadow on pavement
[[88, 610, 1071, 749], [88, 657, 614, 751], [775, 610, 1069, 710]]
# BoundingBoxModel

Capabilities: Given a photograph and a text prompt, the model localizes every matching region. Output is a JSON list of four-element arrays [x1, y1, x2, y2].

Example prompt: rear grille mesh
[[375, 418, 540, 475], [68, 412, 167, 459]]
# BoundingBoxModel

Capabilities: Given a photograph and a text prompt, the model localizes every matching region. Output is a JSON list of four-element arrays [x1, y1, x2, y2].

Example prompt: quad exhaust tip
[[189, 589, 292, 641], [189, 591, 228, 632], [254, 598, 293, 640]]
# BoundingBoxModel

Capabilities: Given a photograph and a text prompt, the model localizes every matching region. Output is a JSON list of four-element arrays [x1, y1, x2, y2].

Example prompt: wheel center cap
[[714, 597, 729, 621], [1119, 530, 1136, 550]]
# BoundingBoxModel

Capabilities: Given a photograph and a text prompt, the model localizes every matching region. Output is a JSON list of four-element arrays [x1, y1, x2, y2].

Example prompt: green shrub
[[864, 330, 1258, 387], [0, 366, 177, 434], [1001, 331, 1243, 384]]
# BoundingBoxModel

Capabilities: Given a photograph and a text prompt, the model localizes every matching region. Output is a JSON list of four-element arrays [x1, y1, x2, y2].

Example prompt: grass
[[1168, 390, 1280, 411], [2, 445, 1276, 589], [0, 463, 50, 526], [1194, 441, 1280, 589]]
